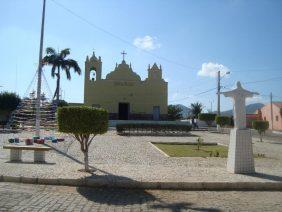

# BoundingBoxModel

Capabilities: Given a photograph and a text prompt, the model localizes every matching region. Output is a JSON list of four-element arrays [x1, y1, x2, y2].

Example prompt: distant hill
[[221, 103, 264, 116], [175, 104, 191, 118]]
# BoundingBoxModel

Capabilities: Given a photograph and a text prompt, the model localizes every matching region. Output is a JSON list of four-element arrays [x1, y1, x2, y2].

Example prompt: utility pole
[[270, 92, 273, 130], [217, 71, 221, 115], [35, 0, 46, 137], [210, 101, 213, 113]]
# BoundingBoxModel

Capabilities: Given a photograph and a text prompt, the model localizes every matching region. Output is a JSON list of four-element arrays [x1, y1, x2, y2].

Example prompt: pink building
[[260, 102, 282, 131]]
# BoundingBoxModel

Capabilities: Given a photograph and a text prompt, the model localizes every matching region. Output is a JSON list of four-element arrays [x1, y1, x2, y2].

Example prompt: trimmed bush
[[215, 116, 231, 127], [58, 106, 108, 171], [252, 120, 269, 142], [0, 92, 21, 126], [0, 92, 21, 112], [116, 123, 191, 135], [198, 113, 216, 127]]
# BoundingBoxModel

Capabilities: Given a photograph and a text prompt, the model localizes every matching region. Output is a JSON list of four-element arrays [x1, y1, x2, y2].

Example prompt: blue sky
[[0, 0, 281, 111]]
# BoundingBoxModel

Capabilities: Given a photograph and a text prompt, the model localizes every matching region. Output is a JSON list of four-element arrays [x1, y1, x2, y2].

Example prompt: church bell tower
[[85, 52, 102, 82], [84, 52, 102, 104]]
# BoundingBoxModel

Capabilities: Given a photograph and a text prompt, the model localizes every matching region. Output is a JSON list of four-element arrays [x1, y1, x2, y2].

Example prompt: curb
[[149, 142, 169, 157], [0, 175, 282, 191]]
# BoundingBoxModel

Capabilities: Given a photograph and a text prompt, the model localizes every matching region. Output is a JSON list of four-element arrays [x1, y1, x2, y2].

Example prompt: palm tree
[[42, 47, 81, 102], [190, 102, 203, 119]]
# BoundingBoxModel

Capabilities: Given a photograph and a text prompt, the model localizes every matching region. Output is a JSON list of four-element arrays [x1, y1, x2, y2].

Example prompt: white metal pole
[[217, 71, 221, 115], [35, 0, 46, 137]]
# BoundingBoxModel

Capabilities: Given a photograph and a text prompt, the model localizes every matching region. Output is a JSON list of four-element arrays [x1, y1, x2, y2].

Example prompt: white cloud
[[133, 35, 161, 51], [198, 62, 230, 78]]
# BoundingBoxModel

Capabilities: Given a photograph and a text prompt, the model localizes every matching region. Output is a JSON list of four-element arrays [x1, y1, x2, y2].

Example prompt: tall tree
[[168, 105, 183, 121], [190, 102, 203, 118], [43, 47, 81, 102]]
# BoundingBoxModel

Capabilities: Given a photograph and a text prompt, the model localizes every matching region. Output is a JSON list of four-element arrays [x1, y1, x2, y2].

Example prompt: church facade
[[84, 52, 168, 120]]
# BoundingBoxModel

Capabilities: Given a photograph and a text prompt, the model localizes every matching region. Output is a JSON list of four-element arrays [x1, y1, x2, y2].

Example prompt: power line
[[222, 76, 282, 89], [50, 0, 282, 74], [170, 75, 282, 103], [50, 0, 196, 70], [243, 76, 282, 85], [169, 87, 216, 102], [230, 68, 282, 73]]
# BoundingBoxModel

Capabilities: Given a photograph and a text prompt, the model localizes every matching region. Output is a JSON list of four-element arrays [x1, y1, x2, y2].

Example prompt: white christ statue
[[222, 81, 259, 130], [222, 81, 258, 173]]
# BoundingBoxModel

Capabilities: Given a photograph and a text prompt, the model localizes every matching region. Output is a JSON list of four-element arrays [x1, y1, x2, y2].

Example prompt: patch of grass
[[154, 143, 266, 158], [154, 143, 228, 157]]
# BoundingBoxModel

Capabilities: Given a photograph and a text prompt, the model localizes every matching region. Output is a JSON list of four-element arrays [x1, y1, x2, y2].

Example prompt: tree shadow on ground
[[77, 175, 221, 212], [44, 143, 83, 165], [150, 202, 222, 212], [243, 172, 282, 181], [77, 184, 156, 206], [46, 139, 221, 211]]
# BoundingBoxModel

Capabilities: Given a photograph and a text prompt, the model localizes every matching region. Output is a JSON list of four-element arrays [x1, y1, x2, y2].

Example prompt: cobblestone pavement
[[0, 130, 281, 182], [0, 182, 281, 212]]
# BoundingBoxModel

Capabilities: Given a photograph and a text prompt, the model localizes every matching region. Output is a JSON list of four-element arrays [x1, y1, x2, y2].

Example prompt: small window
[[264, 117, 266, 121], [89, 70, 96, 81], [276, 116, 279, 121]]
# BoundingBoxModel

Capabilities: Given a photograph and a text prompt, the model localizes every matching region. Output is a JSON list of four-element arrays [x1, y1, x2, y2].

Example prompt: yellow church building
[[84, 52, 168, 120]]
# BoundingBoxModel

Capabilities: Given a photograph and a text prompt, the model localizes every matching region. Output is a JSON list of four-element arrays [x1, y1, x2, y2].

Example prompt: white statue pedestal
[[227, 128, 255, 173]]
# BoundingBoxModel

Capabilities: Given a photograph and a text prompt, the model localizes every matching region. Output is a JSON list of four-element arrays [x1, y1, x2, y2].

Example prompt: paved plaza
[[0, 130, 281, 184], [0, 182, 281, 211]]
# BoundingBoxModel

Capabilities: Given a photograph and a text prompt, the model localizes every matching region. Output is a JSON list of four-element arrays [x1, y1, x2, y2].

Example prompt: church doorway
[[118, 103, 129, 120], [153, 106, 160, 120]]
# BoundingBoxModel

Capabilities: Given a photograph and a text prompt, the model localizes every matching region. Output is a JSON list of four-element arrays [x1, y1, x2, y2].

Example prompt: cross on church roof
[[121, 50, 127, 61]]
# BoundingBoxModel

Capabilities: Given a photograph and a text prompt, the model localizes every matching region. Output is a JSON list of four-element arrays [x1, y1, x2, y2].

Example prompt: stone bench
[[3, 145, 51, 163]]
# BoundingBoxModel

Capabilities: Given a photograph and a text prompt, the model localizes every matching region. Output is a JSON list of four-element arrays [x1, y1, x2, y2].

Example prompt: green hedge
[[58, 106, 108, 134], [198, 113, 216, 126], [116, 123, 191, 135], [215, 116, 231, 127]]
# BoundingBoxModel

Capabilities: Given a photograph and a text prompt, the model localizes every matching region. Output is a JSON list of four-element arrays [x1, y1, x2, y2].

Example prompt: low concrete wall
[[109, 120, 192, 127]]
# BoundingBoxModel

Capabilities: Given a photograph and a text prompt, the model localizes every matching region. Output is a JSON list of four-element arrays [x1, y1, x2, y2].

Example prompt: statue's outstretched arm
[[221, 91, 235, 97]]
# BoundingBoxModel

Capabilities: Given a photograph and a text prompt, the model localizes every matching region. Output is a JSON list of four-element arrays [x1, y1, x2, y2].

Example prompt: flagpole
[[35, 0, 46, 137]]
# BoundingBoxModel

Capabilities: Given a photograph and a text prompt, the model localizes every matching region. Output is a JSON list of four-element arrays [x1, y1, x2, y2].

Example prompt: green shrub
[[0, 92, 21, 112], [0, 92, 21, 125], [58, 106, 108, 171], [116, 123, 191, 135], [252, 120, 269, 142], [57, 100, 68, 107], [215, 116, 231, 128], [168, 105, 183, 120], [198, 113, 216, 127]]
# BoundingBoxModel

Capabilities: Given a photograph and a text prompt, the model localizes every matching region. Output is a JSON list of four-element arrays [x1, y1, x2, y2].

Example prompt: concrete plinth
[[10, 149, 22, 162], [34, 151, 45, 163], [227, 128, 255, 174]]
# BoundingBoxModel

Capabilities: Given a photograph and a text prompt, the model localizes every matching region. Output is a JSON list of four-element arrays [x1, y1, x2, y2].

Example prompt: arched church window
[[89, 69, 96, 81]]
